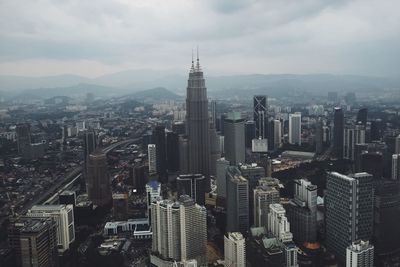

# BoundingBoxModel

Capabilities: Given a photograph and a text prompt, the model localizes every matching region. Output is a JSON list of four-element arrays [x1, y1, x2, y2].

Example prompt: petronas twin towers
[[186, 54, 211, 190]]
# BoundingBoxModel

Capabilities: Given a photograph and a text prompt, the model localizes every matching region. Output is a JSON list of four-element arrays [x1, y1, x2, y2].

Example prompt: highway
[[18, 138, 141, 214]]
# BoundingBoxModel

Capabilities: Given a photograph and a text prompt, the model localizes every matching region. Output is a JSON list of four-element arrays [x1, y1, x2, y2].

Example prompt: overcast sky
[[0, 0, 399, 77]]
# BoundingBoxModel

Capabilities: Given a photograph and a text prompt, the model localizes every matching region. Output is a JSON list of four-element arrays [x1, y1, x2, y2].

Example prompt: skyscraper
[[177, 174, 206, 206], [186, 54, 211, 191], [86, 150, 112, 207], [395, 135, 400, 154], [8, 217, 58, 267], [273, 119, 282, 150], [356, 108, 368, 126], [253, 95, 268, 139], [152, 125, 167, 179], [83, 129, 97, 161], [253, 183, 280, 228], [392, 154, 400, 180], [315, 119, 324, 154], [326, 172, 373, 262], [226, 166, 249, 234], [244, 120, 256, 149], [224, 232, 246, 267], [333, 107, 344, 158], [151, 195, 207, 266], [343, 124, 365, 160], [287, 179, 317, 244], [16, 123, 31, 157], [148, 144, 157, 173], [27, 205, 75, 253], [346, 240, 374, 267], [166, 131, 179, 173], [267, 204, 298, 267], [216, 158, 230, 199], [289, 113, 302, 145], [224, 112, 245, 166], [210, 99, 217, 128]]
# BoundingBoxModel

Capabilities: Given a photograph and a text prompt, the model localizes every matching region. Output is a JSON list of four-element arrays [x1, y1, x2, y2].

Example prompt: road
[[18, 138, 141, 214]]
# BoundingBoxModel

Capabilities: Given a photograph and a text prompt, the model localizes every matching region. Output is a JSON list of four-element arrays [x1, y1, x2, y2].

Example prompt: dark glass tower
[[166, 131, 179, 173], [83, 129, 97, 161], [176, 174, 206, 206], [333, 107, 344, 158], [152, 125, 167, 181], [186, 54, 210, 190], [253, 95, 268, 139]]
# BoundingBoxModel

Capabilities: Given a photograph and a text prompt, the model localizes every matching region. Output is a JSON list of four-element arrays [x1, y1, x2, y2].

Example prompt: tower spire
[[196, 45, 201, 71], [190, 48, 195, 73]]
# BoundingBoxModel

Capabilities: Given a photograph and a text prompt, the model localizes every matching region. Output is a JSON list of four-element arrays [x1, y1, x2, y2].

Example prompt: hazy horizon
[[1, 0, 400, 78]]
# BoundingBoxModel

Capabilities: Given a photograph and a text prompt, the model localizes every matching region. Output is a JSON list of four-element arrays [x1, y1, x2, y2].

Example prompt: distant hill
[[1, 71, 399, 100], [128, 87, 182, 101]]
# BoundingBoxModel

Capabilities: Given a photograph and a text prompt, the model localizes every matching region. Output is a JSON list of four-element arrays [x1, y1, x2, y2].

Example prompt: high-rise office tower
[[226, 166, 249, 234], [145, 180, 161, 218], [360, 151, 384, 179], [254, 95, 268, 139], [289, 113, 302, 145], [166, 131, 180, 173], [315, 119, 324, 154], [148, 144, 157, 173], [83, 129, 97, 161], [346, 240, 374, 267], [253, 183, 280, 228], [356, 108, 368, 126], [152, 125, 167, 179], [287, 179, 317, 244], [395, 135, 400, 154], [177, 174, 206, 206], [273, 119, 282, 150], [8, 217, 58, 267], [267, 203, 298, 267], [172, 121, 186, 135], [216, 158, 230, 199], [209, 125, 221, 176], [224, 232, 246, 267], [373, 180, 400, 258], [370, 119, 383, 141], [244, 120, 256, 149], [239, 163, 265, 226], [178, 136, 189, 173], [333, 107, 344, 158], [224, 112, 245, 166], [86, 150, 112, 207], [392, 154, 400, 180], [186, 54, 211, 191], [27, 205, 75, 253], [210, 99, 217, 128], [16, 123, 31, 156], [151, 195, 207, 266], [326, 172, 374, 262], [343, 124, 366, 160]]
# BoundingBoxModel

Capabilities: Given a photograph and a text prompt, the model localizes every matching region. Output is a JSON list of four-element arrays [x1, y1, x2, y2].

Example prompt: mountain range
[[1, 70, 399, 100]]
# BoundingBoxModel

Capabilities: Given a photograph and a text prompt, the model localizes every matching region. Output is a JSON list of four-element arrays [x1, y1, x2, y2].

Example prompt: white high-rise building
[[148, 144, 157, 173], [343, 124, 366, 160], [224, 232, 246, 267], [253, 184, 280, 228], [27, 204, 75, 253], [289, 113, 301, 145], [346, 240, 374, 267], [145, 180, 161, 218], [268, 204, 293, 243], [267, 203, 298, 267], [392, 154, 400, 180], [151, 195, 207, 266]]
